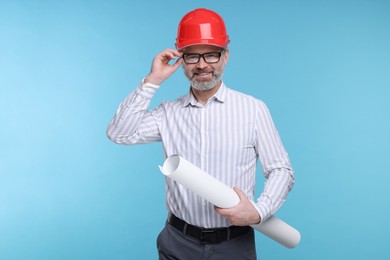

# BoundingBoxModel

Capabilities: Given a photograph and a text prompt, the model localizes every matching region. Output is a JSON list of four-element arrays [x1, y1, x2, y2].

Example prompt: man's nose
[[196, 56, 208, 69]]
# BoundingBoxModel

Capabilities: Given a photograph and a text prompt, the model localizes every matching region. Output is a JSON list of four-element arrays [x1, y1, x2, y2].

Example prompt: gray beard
[[190, 75, 221, 91], [183, 67, 223, 91]]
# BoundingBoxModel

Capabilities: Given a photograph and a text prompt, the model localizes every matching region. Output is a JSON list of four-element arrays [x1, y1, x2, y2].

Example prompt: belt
[[168, 214, 252, 244]]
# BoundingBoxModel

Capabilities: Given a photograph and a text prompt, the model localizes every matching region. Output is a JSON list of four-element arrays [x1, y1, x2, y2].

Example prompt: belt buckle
[[200, 230, 218, 244]]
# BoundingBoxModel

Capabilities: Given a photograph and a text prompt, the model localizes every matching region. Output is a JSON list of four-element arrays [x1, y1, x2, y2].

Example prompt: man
[[107, 8, 294, 260]]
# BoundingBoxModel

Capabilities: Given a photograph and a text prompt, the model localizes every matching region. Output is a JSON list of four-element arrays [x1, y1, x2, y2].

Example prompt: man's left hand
[[214, 187, 261, 226]]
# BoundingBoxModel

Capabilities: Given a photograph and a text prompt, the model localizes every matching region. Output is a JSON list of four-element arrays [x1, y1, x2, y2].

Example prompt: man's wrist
[[250, 200, 264, 224], [144, 74, 163, 86]]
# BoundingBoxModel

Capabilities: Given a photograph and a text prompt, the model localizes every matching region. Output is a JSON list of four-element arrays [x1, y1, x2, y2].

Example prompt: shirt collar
[[182, 82, 227, 107]]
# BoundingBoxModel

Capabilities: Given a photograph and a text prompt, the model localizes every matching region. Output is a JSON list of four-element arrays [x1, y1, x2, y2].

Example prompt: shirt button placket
[[200, 107, 207, 167], [200, 106, 208, 227]]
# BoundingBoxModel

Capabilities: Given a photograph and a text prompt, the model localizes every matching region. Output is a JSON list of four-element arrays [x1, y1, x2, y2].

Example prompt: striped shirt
[[107, 81, 295, 228]]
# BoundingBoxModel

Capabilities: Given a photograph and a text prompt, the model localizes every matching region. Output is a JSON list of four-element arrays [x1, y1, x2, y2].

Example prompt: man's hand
[[215, 187, 261, 226], [144, 49, 183, 86]]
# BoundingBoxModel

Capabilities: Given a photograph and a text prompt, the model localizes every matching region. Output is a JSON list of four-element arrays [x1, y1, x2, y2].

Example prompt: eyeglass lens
[[183, 51, 222, 64]]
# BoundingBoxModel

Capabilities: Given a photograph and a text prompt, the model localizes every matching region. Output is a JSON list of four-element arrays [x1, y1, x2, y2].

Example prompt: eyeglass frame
[[182, 50, 226, 64]]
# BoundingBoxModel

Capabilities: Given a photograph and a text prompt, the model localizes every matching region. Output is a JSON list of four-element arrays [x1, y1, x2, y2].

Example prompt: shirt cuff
[[138, 78, 160, 98], [250, 200, 271, 224]]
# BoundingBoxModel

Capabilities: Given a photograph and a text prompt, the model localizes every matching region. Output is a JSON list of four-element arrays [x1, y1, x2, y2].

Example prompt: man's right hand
[[144, 49, 183, 86]]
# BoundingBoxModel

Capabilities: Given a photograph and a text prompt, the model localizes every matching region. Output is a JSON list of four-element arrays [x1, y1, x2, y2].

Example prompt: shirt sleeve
[[252, 101, 295, 223], [106, 80, 163, 145]]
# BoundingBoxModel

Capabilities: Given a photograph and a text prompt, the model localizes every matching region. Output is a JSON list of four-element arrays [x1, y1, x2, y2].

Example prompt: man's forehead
[[183, 44, 223, 53]]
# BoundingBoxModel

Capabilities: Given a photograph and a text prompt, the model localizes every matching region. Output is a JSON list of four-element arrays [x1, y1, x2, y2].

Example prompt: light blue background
[[1, 0, 389, 259]]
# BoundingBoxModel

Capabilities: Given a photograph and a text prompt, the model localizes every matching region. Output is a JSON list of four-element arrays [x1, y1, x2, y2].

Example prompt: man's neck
[[191, 81, 222, 105]]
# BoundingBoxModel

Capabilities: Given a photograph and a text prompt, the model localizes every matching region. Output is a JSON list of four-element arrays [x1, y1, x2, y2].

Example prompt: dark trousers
[[157, 223, 257, 260]]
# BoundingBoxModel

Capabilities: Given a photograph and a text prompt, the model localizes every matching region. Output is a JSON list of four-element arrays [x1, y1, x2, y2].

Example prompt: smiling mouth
[[193, 71, 212, 79]]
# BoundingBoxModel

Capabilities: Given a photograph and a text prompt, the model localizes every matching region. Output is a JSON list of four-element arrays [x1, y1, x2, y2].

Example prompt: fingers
[[215, 187, 245, 213], [145, 49, 183, 85], [214, 187, 258, 226], [233, 186, 247, 201], [214, 188, 243, 216], [214, 206, 231, 221], [168, 53, 183, 70], [157, 49, 182, 64]]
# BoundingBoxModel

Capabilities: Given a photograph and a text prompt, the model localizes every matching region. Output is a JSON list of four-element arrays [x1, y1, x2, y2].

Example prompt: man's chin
[[189, 74, 221, 91], [191, 82, 216, 91]]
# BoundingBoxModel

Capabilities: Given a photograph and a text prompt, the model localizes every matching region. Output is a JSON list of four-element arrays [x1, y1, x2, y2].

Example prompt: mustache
[[190, 70, 214, 80], [192, 69, 213, 74]]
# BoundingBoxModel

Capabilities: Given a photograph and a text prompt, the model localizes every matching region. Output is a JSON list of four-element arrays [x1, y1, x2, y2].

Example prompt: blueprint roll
[[159, 154, 301, 248], [251, 216, 301, 248], [160, 154, 240, 208]]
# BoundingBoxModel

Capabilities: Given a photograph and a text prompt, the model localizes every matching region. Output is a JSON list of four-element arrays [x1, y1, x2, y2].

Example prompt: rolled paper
[[159, 154, 240, 208], [251, 216, 301, 248], [159, 154, 301, 248]]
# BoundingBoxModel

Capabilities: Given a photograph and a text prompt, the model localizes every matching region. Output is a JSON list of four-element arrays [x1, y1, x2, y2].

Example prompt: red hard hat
[[175, 8, 230, 50]]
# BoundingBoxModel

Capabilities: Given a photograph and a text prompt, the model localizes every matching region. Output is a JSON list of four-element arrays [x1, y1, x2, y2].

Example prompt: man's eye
[[204, 53, 218, 58], [186, 54, 199, 59]]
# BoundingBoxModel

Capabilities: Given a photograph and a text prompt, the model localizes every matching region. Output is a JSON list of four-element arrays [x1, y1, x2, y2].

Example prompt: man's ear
[[223, 49, 230, 65]]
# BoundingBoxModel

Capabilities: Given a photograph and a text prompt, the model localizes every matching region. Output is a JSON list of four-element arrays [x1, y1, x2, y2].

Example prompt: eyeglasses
[[182, 50, 225, 64]]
